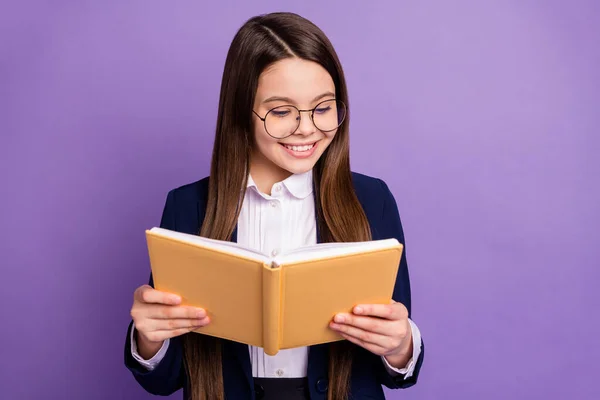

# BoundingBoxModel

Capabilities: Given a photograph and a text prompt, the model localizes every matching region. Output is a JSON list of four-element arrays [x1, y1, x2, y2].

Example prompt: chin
[[274, 143, 328, 175], [282, 164, 314, 175], [278, 159, 317, 175]]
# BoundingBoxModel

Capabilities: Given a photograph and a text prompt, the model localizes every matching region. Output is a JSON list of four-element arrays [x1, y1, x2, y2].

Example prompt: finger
[[145, 326, 205, 342], [337, 332, 388, 356], [146, 305, 206, 320], [136, 286, 181, 305], [329, 321, 391, 349], [150, 317, 211, 331], [352, 302, 407, 320], [332, 313, 398, 336]]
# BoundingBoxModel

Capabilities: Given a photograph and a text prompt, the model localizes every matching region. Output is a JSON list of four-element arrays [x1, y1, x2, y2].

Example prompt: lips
[[281, 143, 315, 152], [279, 141, 319, 159]]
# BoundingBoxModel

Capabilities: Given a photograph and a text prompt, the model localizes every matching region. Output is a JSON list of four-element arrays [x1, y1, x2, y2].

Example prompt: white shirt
[[131, 170, 422, 379]]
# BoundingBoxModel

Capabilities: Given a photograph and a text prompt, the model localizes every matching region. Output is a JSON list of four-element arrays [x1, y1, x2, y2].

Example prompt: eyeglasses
[[252, 99, 347, 139]]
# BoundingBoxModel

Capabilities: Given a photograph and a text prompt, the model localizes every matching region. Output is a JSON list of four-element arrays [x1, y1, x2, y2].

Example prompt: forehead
[[256, 58, 335, 102]]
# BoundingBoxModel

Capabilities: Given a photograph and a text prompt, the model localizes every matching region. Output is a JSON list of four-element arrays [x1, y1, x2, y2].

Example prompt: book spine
[[262, 262, 281, 356]]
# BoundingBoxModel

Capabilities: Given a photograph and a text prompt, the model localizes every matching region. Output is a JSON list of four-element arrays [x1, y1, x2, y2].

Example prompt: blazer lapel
[[308, 188, 329, 393], [227, 224, 254, 391]]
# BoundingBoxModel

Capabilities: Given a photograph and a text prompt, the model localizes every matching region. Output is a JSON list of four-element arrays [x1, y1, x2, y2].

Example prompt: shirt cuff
[[130, 322, 170, 371], [381, 318, 422, 379]]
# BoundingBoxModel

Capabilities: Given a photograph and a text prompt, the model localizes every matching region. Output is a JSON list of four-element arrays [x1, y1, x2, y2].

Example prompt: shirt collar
[[246, 170, 313, 199]]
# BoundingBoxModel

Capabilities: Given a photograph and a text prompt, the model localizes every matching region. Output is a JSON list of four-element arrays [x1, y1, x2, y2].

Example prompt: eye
[[314, 105, 332, 114], [271, 110, 291, 118]]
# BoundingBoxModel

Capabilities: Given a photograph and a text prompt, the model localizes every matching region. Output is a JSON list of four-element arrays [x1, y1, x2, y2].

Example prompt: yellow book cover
[[145, 227, 403, 355]]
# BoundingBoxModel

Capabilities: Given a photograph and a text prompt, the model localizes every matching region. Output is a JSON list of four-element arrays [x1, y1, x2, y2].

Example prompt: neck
[[249, 151, 292, 195]]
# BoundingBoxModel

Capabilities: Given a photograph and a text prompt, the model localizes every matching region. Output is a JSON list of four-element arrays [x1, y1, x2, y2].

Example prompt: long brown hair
[[185, 12, 372, 400]]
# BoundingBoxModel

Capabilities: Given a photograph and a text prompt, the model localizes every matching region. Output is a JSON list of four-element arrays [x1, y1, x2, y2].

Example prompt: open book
[[146, 227, 403, 355]]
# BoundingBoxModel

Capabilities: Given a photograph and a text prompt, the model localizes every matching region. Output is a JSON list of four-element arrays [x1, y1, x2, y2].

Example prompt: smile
[[279, 141, 319, 159], [282, 143, 315, 152]]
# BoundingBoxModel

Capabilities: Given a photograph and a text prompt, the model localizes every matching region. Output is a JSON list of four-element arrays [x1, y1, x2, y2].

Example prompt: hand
[[130, 285, 210, 358], [329, 300, 413, 368]]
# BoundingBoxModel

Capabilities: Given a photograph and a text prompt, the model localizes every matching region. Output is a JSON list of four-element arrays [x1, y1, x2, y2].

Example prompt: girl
[[125, 12, 424, 400]]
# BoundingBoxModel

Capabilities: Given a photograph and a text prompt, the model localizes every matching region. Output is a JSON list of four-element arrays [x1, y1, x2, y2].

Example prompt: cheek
[[320, 129, 337, 148], [254, 126, 280, 156]]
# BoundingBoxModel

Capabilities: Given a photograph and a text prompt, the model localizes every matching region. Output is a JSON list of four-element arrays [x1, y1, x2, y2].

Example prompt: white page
[[150, 227, 399, 267], [149, 227, 270, 263], [276, 238, 400, 265]]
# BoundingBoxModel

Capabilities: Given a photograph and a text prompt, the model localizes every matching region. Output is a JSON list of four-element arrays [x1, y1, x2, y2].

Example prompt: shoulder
[[159, 177, 209, 233], [163, 175, 210, 212], [166, 176, 210, 204], [351, 171, 403, 240], [350, 171, 394, 202]]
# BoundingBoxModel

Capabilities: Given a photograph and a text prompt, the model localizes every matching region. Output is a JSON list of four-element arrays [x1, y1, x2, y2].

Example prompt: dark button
[[316, 378, 328, 393], [254, 383, 265, 399]]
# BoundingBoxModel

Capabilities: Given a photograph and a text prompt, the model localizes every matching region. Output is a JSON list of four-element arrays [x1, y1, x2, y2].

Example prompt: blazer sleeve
[[124, 190, 186, 396], [374, 179, 425, 389]]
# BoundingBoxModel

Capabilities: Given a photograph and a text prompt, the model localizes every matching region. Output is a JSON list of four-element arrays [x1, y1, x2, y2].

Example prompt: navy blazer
[[124, 172, 424, 399]]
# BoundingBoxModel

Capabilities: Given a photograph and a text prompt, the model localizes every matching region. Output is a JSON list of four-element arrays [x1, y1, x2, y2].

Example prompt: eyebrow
[[262, 91, 336, 104]]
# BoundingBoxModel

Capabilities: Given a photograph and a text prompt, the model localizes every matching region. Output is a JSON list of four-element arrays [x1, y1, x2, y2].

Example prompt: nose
[[295, 111, 317, 136]]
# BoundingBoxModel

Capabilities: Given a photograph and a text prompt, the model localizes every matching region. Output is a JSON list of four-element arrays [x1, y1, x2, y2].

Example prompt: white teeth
[[284, 143, 314, 152]]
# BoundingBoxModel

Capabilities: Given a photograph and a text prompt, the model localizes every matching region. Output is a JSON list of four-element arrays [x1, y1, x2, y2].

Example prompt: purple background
[[1, 1, 598, 399]]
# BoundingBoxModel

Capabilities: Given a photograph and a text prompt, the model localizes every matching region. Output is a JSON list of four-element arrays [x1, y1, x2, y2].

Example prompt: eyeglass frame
[[252, 98, 347, 139]]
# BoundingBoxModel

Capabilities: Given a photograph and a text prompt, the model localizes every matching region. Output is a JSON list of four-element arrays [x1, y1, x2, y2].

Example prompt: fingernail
[[196, 309, 205, 318], [354, 306, 363, 314], [171, 295, 181, 303], [334, 314, 345, 323]]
